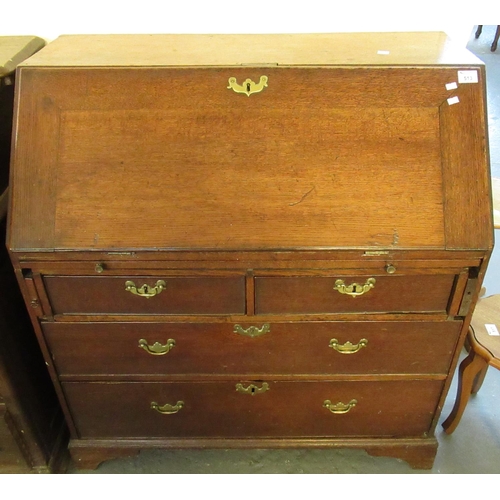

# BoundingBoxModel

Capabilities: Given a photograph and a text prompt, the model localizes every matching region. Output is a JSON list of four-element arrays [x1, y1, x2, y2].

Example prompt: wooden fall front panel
[[10, 65, 491, 252], [7, 33, 493, 470]]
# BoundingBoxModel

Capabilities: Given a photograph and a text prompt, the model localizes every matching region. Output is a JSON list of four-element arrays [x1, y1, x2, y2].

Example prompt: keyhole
[[246, 82, 251, 92], [251, 387, 256, 394]]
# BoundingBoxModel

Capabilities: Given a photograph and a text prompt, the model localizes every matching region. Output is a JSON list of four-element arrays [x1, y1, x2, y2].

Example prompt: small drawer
[[255, 274, 457, 314], [43, 275, 246, 315], [62, 380, 443, 439], [43, 320, 461, 377]]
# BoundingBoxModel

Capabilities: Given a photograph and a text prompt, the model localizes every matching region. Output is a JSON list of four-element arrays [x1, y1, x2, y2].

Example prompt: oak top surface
[[18, 32, 483, 68], [0, 36, 45, 76]]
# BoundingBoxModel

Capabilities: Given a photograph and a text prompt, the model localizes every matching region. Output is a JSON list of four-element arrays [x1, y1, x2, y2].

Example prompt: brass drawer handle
[[329, 338, 368, 354], [334, 278, 376, 298], [233, 324, 270, 338], [236, 382, 269, 395], [227, 76, 268, 97], [151, 401, 184, 414], [138, 338, 175, 355], [385, 264, 396, 274], [125, 280, 166, 298], [323, 399, 357, 414]]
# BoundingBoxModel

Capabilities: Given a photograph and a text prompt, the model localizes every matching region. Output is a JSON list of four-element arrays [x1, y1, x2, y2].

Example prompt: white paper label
[[447, 96, 460, 105], [377, 50, 390, 55], [485, 324, 500, 336], [446, 82, 458, 90], [458, 70, 479, 83]]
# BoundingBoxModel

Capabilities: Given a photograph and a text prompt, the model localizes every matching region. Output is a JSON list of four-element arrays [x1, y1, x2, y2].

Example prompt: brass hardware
[[227, 76, 268, 96], [139, 338, 175, 355], [458, 277, 478, 316], [95, 263, 105, 273], [236, 382, 269, 395], [329, 338, 368, 354], [233, 324, 270, 338], [363, 251, 389, 256], [385, 264, 396, 274], [323, 399, 357, 414], [151, 401, 184, 414], [334, 278, 376, 298], [125, 280, 166, 298]]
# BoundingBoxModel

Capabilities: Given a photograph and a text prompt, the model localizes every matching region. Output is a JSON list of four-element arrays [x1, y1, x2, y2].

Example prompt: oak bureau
[[7, 33, 493, 469]]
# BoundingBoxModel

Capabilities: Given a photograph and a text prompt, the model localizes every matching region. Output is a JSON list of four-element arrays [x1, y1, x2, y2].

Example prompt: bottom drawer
[[63, 380, 443, 439]]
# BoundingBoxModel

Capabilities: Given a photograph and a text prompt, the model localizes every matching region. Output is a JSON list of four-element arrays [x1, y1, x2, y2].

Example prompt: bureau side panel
[[8, 68, 60, 251], [440, 66, 493, 250]]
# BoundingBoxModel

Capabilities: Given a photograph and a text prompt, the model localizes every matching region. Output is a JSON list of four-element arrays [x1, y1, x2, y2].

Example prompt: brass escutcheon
[[227, 76, 268, 96], [151, 401, 184, 414], [334, 278, 376, 298], [236, 382, 269, 395], [125, 280, 166, 298], [233, 324, 270, 338], [323, 399, 357, 414], [329, 338, 368, 354], [138, 338, 176, 355]]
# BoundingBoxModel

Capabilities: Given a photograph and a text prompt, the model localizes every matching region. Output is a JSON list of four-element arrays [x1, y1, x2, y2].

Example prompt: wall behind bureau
[[0, 0, 491, 46]]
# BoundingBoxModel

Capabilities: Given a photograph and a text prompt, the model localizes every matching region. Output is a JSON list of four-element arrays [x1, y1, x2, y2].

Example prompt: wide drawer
[[255, 274, 457, 314], [43, 275, 246, 315], [63, 380, 443, 438], [43, 321, 461, 377]]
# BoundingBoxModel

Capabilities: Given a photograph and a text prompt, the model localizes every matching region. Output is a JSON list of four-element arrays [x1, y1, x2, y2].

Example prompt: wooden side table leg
[[472, 364, 489, 394], [475, 25, 483, 38], [442, 350, 488, 434], [491, 25, 500, 52]]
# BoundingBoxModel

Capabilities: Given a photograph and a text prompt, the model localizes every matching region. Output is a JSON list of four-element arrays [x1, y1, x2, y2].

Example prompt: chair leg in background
[[491, 25, 500, 52], [442, 350, 489, 434], [472, 364, 489, 394]]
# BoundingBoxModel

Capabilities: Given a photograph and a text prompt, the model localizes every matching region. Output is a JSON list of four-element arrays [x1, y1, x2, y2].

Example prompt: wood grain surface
[[7, 33, 494, 471], [18, 33, 482, 67], [11, 65, 492, 251]]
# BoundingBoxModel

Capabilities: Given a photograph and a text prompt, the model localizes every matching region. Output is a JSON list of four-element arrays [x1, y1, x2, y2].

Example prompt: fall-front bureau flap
[[7, 34, 493, 252]]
